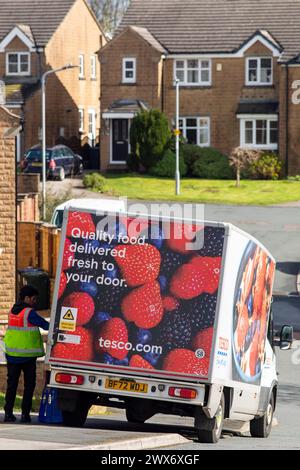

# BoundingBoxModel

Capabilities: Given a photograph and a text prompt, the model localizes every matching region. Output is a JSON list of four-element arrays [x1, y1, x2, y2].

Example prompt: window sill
[[79, 76, 86, 81], [90, 77, 97, 81], [173, 85, 212, 89], [120, 82, 137, 86], [244, 84, 275, 88]]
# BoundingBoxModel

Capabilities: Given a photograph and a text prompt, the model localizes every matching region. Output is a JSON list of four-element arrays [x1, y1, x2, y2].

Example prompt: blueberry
[[143, 352, 161, 366], [158, 275, 167, 292], [244, 328, 252, 351], [247, 294, 253, 316], [93, 311, 111, 326], [104, 221, 127, 243], [137, 329, 152, 344], [84, 239, 100, 250], [79, 280, 98, 297], [147, 225, 165, 249], [103, 353, 114, 364], [255, 362, 261, 376], [105, 266, 120, 280], [114, 358, 129, 366]]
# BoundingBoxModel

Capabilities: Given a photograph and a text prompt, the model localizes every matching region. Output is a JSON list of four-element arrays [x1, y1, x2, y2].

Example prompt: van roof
[[54, 198, 125, 212]]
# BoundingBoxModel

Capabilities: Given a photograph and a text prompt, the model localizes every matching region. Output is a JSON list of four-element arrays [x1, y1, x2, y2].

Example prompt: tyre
[[125, 407, 146, 424], [61, 395, 92, 427], [58, 167, 65, 181], [250, 392, 274, 438], [196, 394, 224, 444]]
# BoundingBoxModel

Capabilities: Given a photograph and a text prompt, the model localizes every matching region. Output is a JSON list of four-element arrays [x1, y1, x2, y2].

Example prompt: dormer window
[[246, 57, 272, 86], [6, 52, 30, 76]]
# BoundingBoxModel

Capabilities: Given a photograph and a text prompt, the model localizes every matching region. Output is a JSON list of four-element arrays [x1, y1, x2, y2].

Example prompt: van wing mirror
[[280, 325, 294, 350]]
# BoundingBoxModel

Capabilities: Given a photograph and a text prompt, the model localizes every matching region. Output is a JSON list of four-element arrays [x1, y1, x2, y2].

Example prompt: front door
[[112, 119, 129, 163]]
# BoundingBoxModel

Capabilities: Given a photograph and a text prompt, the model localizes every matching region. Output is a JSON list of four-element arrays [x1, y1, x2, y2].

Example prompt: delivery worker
[[3, 286, 49, 423]]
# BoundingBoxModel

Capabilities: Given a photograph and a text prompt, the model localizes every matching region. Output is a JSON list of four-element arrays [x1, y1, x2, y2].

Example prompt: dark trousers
[[4, 358, 37, 415]]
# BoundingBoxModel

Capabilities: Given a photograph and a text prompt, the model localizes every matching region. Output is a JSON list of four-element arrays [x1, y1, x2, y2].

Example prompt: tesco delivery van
[[45, 205, 293, 443]]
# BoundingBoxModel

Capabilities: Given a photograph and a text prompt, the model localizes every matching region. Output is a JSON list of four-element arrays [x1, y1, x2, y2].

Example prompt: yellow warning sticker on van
[[59, 306, 77, 331]]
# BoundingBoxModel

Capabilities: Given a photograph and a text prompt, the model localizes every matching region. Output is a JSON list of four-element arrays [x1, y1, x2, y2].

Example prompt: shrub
[[192, 147, 233, 179], [181, 144, 203, 174], [83, 173, 109, 192], [150, 149, 187, 178], [229, 147, 261, 187], [248, 152, 282, 180], [130, 109, 171, 170]]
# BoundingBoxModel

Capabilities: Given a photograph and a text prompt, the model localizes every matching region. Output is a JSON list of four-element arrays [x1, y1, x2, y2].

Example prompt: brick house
[[0, 0, 105, 162], [100, 0, 300, 175], [0, 106, 20, 319]]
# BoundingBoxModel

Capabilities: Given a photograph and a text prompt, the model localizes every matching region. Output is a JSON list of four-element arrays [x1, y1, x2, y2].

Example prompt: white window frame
[[239, 115, 278, 150], [179, 117, 210, 147], [122, 58, 136, 83], [88, 108, 97, 144], [79, 107, 84, 133], [6, 52, 30, 76], [79, 54, 85, 78], [174, 59, 211, 86], [246, 57, 273, 86], [91, 55, 97, 79]]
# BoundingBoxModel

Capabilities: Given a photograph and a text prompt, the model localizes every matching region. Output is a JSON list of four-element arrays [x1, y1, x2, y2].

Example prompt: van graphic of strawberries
[[63, 292, 95, 325], [96, 317, 128, 360], [51, 327, 93, 361], [66, 211, 95, 238], [115, 243, 161, 287], [164, 222, 203, 254], [62, 238, 74, 271], [192, 327, 214, 358], [163, 349, 209, 376], [129, 354, 154, 369], [58, 272, 67, 299], [121, 281, 163, 329], [170, 257, 221, 299]]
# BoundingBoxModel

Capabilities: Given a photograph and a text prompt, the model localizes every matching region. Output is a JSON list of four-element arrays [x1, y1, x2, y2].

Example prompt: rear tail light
[[55, 373, 84, 385], [168, 387, 197, 399], [49, 159, 56, 169]]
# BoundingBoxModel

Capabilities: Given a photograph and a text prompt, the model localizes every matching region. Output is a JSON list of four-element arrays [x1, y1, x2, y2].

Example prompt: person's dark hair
[[19, 286, 39, 301]]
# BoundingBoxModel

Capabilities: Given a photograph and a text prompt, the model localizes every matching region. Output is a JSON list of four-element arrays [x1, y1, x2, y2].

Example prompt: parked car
[[22, 145, 84, 181]]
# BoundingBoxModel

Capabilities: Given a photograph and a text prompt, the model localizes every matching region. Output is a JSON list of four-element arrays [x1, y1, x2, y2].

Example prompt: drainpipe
[[285, 63, 289, 176], [161, 54, 166, 113]]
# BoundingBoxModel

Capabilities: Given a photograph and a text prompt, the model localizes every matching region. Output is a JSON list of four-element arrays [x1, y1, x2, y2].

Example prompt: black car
[[22, 145, 83, 181]]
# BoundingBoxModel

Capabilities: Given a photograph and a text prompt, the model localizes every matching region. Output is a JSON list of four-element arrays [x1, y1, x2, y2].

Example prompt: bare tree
[[229, 147, 261, 187], [88, 0, 130, 35]]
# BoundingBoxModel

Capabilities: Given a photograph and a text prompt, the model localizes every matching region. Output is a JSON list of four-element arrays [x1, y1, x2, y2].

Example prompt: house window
[[6, 52, 30, 75], [246, 57, 272, 85], [79, 108, 84, 133], [175, 59, 211, 86], [122, 58, 136, 83], [179, 117, 210, 146], [240, 117, 278, 149], [91, 55, 97, 79], [88, 109, 96, 145], [79, 54, 85, 78]]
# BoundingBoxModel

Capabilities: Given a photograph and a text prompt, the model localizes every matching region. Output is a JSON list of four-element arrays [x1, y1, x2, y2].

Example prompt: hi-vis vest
[[4, 308, 45, 357]]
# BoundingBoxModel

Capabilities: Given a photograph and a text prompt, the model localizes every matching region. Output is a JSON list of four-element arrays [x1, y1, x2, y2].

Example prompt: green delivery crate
[[18, 268, 50, 310]]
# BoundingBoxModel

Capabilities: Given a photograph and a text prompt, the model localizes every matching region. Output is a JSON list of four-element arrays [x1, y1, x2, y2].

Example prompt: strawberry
[[115, 243, 161, 287], [58, 272, 67, 299], [249, 327, 260, 376], [162, 296, 179, 312], [51, 327, 93, 361], [62, 238, 75, 271], [63, 292, 95, 325], [66, 211, 95, 238], [129, 354, 154, 369], [170, 257, 221, 299], [121, 281, 163, 329], [192, 327, 214, 358], [96, 317, 128, 360], [236, 304, 249, 352], [163, 349, 209, 376], [164, 222, 203, 254]]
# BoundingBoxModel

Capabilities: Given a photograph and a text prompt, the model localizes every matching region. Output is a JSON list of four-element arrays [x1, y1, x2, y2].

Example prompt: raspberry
[[162, 296, 179, 312]]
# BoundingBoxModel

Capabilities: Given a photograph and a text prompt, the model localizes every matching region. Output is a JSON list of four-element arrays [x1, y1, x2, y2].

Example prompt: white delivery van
[[45, 207, 293, 443]]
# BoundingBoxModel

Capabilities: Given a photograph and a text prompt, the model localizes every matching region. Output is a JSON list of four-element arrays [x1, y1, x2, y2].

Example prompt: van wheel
[[125, 399, 155, 424], [58, 167, 65, 181], [61, 406, 89, 427], [196, 394, 224, 444], [126, 407, 146, 424], [250, 392, 274, 438]]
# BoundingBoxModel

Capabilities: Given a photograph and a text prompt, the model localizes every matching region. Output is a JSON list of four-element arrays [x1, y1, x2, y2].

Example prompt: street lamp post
[[175, 78, 180, 196], [41, 64, 78, 220]]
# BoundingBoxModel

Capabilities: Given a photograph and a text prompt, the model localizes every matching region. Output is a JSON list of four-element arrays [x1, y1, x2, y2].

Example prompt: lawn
[[103, 174, 300, 205], [0, 393, 39, 412]]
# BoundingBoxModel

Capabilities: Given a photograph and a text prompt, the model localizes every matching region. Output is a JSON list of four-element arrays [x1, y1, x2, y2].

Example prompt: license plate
[[31, 162, 42, 167], [105, 379, 148, 394]]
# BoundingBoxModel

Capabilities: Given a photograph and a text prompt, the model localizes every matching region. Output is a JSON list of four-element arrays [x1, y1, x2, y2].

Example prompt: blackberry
[[199, 226, 225, 257], [160, 249, 187, 279], [95, 284, 129, 314], [156, 309, 192, 352], [189, 293, 217, 331]]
